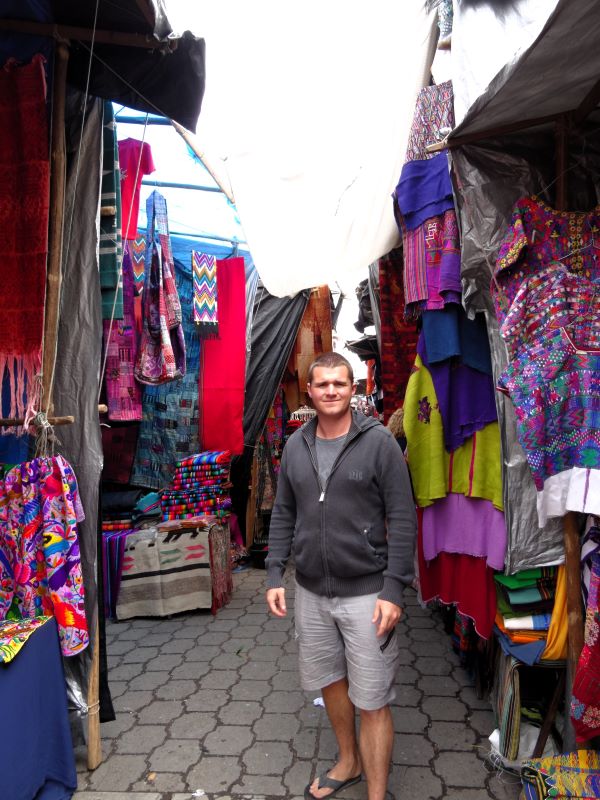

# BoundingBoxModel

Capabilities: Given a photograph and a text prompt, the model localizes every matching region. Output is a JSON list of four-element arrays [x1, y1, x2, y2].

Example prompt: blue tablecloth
[[0, 617, 77, 800]]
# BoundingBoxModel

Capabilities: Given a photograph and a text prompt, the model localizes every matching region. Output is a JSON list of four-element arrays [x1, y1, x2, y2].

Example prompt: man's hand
[[266, 587, 287, 617], [372, 598, 402, 637]]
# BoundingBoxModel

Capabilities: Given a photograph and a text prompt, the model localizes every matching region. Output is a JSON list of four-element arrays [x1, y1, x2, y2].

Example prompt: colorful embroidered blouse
[[500, 263, 600, 359], [493, 195, 600, 322], [498, 326, 600, 490], [0, 455, 88, 657]]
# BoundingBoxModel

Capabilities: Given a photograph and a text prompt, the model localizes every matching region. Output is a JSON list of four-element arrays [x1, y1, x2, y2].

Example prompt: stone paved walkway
[[74, 567, 523, 800]]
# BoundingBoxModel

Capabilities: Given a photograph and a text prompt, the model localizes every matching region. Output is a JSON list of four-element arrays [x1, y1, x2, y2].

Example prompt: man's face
[[307, 366, 355, 419]]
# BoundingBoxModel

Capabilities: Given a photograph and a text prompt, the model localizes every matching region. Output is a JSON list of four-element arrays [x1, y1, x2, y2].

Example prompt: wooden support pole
[[86, 621, 102, 770], [42, 42, 69, 416], [170, 120, 235, 204], [563, 512, 585, 676], [553, 118, 585, 751]]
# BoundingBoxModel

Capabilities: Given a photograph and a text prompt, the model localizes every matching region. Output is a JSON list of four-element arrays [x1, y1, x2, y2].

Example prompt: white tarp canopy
[[164, 1, 437, 296]]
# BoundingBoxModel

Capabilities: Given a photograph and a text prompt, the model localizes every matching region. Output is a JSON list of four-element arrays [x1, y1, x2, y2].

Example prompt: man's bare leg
[[307, 677, 362, 799], [358, 705, 393, 800]]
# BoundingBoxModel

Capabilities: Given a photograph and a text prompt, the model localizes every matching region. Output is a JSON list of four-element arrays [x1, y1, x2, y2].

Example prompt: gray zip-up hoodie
[[266, 411, 417, 607]]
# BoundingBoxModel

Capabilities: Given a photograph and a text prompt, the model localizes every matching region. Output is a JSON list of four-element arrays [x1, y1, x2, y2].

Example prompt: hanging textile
[[492, 196, 600, 322], [379, 249, 419, 424], [404, 355, 503, 510], [200, 257, 246, 455], [288, 285, 333, 395], [192, 251, 219, 337], [101, 423, 139, 484], [103, 241, 143, 421], [131, 258, 200, 490], [130, 234, 146, 295], [0, 455, 88, 657], [571, 552, 600, 743], [134, 191, 186, 385], [498, 325, 600, 526], [118, 137, 155, 240], [421, 493, 506, 570], [99, 101, 123, 320], [0, 54, 49, 422], [417, 511, 497, 640], [417, 331, 497, 452]]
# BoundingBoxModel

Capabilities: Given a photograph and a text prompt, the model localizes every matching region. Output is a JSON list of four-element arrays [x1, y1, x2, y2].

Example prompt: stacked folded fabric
[[493, 567, 567, 665], [161, 451, 232, 521]]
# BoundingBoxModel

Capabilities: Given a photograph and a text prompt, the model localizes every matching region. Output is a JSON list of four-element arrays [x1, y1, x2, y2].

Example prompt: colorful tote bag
[[134, 191, 185, 385]]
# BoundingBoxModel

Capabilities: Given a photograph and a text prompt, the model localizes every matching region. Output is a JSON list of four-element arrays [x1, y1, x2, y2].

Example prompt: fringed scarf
[[192, 251, 219, 337], [199, 257, 246, 456], [0, 55, 49, 423]]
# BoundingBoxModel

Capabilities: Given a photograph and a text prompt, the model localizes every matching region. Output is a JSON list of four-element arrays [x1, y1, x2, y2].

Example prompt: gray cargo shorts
[[294, 582, 401, 711]]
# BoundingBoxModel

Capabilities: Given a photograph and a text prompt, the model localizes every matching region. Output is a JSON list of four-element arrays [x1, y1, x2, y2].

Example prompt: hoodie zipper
[[304, 421, 365, 597]]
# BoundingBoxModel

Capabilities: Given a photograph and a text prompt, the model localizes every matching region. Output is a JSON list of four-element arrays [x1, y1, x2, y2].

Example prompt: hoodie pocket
[[359, 525, 385, 563]]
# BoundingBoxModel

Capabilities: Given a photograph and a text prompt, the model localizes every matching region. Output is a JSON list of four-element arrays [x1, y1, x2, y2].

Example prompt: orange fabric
[[542, 564, 568, 661]]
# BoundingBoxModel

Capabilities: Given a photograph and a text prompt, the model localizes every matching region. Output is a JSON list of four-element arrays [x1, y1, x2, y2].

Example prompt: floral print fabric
[[0, 455, 88, 657]]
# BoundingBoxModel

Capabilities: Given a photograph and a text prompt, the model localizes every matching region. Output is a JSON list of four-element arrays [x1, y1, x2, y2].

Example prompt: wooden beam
[[0, 18, 176, 50], [573, 76, 600, 126], [133, 0, 156, 29], [0, 415, 74, 427], [41, 42, 69, 417]]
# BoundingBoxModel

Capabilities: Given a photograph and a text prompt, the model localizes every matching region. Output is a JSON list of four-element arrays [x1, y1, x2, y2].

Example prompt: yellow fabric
[[542, 564, 567, 661], [404, 355, 504, 510]]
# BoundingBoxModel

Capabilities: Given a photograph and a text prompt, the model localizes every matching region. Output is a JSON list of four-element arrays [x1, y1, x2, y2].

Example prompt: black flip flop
[[304, 772, 362, 800]]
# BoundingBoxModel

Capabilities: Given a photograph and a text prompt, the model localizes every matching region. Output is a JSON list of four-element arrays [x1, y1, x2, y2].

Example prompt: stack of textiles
[[132, 491, 161, 527], [161, 451, 232, 521], [521, 750, 600, 799], [494, 566, 567, 665], [101, 489, 144, 618]]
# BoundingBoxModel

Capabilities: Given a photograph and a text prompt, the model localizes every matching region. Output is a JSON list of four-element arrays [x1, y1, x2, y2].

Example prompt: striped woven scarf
[[130, 234, 146, 295], [192, 251, 219, 337]]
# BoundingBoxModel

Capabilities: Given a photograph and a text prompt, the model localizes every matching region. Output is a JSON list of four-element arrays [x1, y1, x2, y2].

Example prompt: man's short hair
[[307, 352, 354, 385]]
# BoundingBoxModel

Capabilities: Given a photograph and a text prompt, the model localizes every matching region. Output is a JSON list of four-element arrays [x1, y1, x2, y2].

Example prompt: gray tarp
[[53, 92, 104, 713], [448, 0, 600, 572], [453, 0, 600, 139]]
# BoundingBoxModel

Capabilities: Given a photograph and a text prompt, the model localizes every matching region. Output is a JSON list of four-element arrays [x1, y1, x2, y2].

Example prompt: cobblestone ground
[[74, 567, 523, 800]]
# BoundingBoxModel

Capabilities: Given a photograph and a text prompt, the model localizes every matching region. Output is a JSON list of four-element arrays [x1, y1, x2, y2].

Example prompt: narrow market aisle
[[74, 568, 522, 800]]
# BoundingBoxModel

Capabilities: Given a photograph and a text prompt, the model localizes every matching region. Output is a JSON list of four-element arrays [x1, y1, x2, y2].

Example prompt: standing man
[[266, 352, 417, 800]]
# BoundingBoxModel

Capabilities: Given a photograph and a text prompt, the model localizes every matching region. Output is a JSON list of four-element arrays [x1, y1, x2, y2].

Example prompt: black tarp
[[229, 283, 309, 540], [0, 0, 206, 131], [243, 283, 310, 449]]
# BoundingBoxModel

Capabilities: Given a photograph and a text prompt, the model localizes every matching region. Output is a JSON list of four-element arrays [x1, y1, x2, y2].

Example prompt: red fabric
[[417, 508, 497, 639], [379, 249, 418, 424], [200, 258, 246, 455], [0, 55, 49, 418], [118, 138, 155, 239]]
